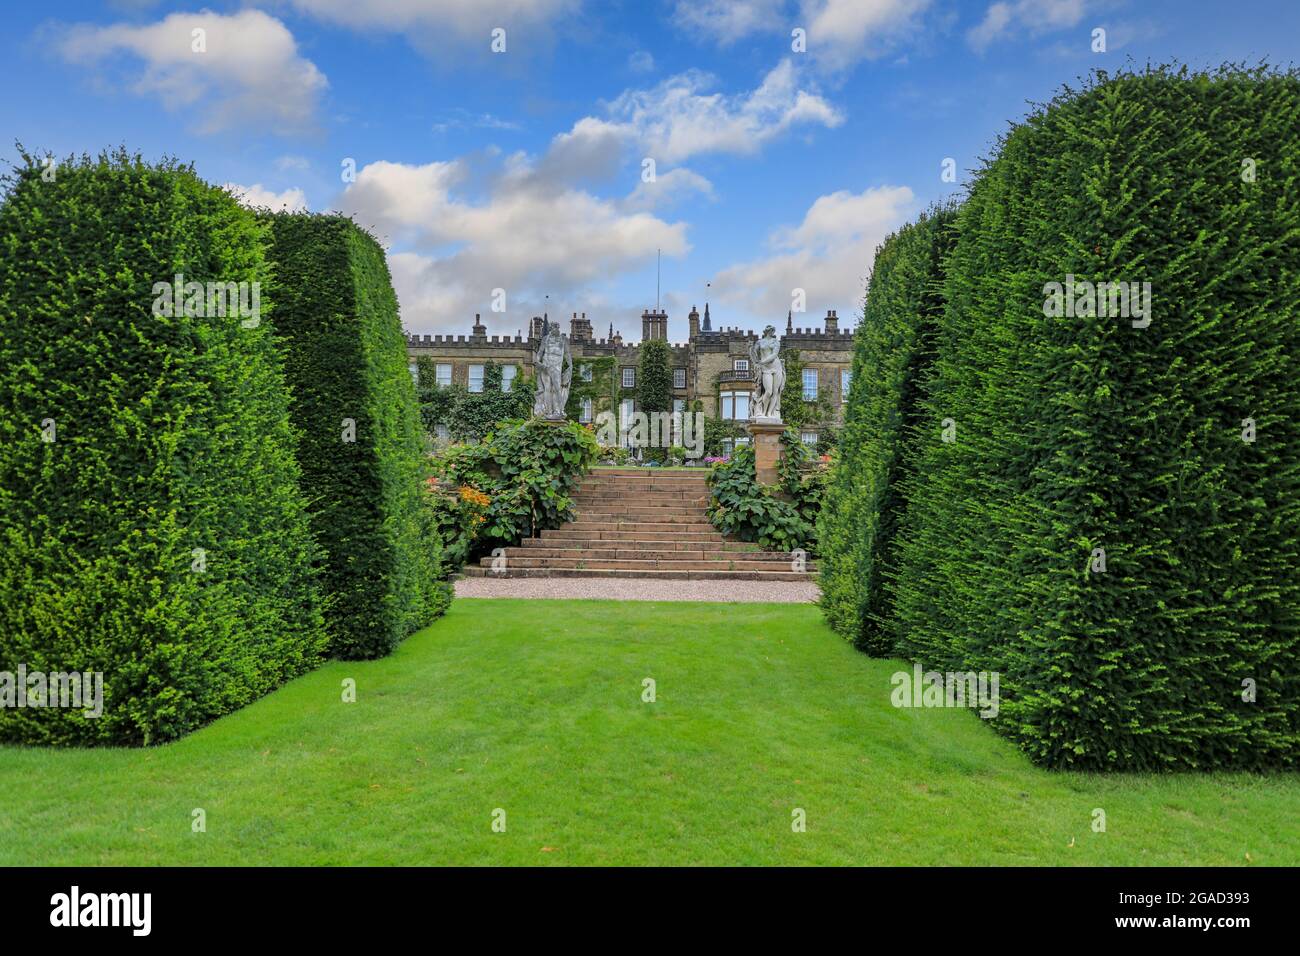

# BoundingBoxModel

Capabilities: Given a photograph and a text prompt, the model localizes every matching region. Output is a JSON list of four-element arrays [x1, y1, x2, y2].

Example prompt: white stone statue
[[532, 318, 573, 420], [749, 325, 784, 423]]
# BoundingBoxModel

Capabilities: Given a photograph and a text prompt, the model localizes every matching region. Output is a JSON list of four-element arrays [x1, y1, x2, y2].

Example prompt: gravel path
[[454, 576, 820, 603]]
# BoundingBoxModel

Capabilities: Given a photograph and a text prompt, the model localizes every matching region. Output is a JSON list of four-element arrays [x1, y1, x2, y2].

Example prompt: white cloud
[[432, 109, 522, 134], [672, 0, 931, 70], [711, 185, 914, 320], [620, 168, 715, 212], [287, 0, 577, 49], [672, 0, 786, 43], [605, 60, 842, 164], [803, 0, 933, 70], [337, 153, 689, 334], [224, 183, 309, 212], [967, 0, 1089, 51], [56, 10, 327, 134], [627, 50, 655, 73]]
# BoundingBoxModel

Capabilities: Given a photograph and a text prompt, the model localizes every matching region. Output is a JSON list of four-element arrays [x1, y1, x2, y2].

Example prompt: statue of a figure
[[532, 318, 573, 420], [748, 325, 784, 422]]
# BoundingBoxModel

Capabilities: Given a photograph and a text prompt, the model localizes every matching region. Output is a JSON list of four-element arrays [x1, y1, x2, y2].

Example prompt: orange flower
[[458, 485, 491, 508]]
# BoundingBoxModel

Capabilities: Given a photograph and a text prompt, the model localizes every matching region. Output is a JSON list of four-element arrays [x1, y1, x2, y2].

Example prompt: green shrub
[[422, 482, 491, 574], [817, 206, 956, 654], [263, 213, 448, 660], [638, 339, 673, 461], [891, 66, 1300, 770], [778, 430, 829, 534], [0, 148, 327, 745], [707, 445, 812, 553], [702, 416, 746, 456], [430, 418, 598, 563]]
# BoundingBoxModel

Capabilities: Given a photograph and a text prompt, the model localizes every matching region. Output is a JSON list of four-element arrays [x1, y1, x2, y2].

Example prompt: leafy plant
[[707, 445, 812, 553], [430, 418, 598, 564]]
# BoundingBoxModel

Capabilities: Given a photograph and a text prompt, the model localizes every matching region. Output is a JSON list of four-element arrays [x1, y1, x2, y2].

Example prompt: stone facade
[[405, 305, 855, 442]]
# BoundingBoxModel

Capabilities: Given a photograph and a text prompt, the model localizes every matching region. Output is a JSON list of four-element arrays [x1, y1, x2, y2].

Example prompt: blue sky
[[4, 0, 1298, 339]]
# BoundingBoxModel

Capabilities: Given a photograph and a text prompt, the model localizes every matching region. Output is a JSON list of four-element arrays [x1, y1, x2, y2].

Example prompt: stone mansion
[[406, 305, 856, 446]]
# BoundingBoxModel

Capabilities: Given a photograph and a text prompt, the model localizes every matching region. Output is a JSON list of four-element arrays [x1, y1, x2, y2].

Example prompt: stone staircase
[[462, 468, 815, 580]]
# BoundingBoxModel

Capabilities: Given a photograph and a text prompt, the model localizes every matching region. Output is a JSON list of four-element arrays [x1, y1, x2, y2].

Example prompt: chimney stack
[[641, 308, 667, 342], [824, 309, 838, 334], [688, 305, 700, 340], [570, 311, 593, 342]]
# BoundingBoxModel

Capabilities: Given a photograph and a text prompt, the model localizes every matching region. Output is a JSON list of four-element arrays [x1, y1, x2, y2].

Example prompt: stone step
[[540, 528, 727, 542], [563, 520, 716, 532], [478, 556, 812, 572], [572, 495, 709, 508], [574, 488, 709, 500], [528, 534, 746, 548], [579, 482, 710, 493], [501, 546, 801, 562], [462, 566, 816, 581], [571, 512, 711, 524], [587, 469, 711, 479], [574, 504, 707, 520]]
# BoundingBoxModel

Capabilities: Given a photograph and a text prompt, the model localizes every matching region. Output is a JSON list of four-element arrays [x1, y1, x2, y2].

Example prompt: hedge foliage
[[0, 149, 327, 745], [828, 66, 1300, 770], [264, 213, 448, 660], [818, 207, 955, 654]]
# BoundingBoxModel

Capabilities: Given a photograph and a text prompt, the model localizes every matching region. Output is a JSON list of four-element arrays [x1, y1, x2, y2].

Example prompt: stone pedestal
[[746, 419, 785, 487]]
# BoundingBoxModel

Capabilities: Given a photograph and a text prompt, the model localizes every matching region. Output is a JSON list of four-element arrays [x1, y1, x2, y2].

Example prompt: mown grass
[[1, 599, 1296, 865]]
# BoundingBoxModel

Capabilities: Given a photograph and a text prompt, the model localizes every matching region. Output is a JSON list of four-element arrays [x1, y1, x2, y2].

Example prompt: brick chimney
[[472, 313, 487, 339], [824, 309, 838, 334], [688, 305, 700, 340]]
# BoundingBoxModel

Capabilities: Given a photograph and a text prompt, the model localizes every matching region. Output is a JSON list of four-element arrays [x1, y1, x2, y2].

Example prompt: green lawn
[[2, 599, 1296, 865]]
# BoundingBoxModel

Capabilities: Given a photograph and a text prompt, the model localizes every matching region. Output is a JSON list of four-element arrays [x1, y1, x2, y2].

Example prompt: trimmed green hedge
[[896, 66, 1300, 770], [0, 149, 327, 745], [264, 214, 448, 660], [817, 207, 955, 655]]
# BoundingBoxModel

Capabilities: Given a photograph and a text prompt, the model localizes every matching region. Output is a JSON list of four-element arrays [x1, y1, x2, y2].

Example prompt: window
[[733, 358, 749, 372], [581, 363, 593, 382], [622, 367, 636, 389], [721, 438, 734, 456], [720, 390, 750, 421], [436, 363, 452, 387], [673, 367, 686, 389], [408, 361, 419, 383], [672, 398, 686, 414], [468, 364, 485, 393], [501, 364, 517, 392], [841, 368, 851, 401], [801, 431, 818, 446], [435, 423, 450, 441], [802, 368, 818, 401], [580, 397, 593, 423]]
